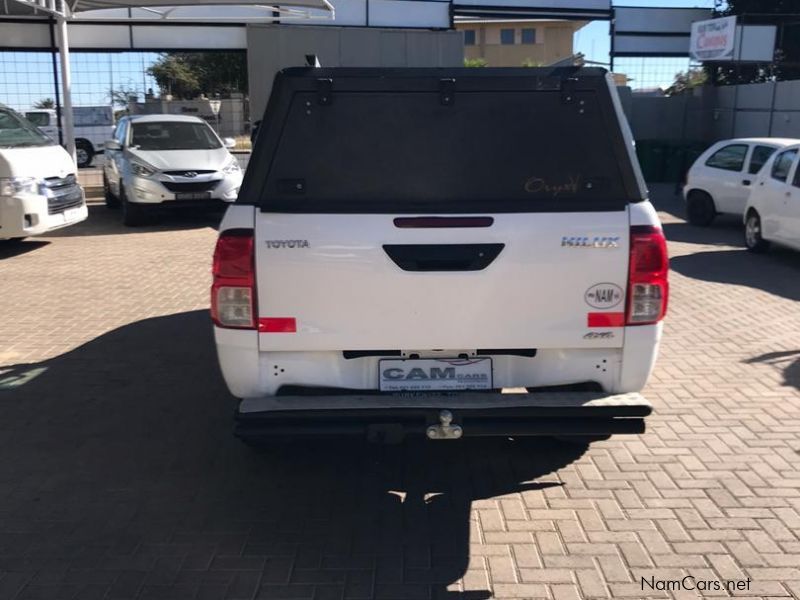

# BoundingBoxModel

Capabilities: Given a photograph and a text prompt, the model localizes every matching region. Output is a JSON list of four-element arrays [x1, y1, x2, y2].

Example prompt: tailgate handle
[[383, 244, 504, 272]]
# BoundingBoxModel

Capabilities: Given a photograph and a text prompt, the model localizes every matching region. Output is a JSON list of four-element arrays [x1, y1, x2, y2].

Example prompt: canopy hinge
[[440, 78, 455, 106], [560, 78, 578, 104], [316, 78, 332, 106]]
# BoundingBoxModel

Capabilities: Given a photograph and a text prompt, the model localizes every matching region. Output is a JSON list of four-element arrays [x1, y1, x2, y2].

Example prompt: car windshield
[[130, 121, 222, 151], [0, 108, 54, 148]]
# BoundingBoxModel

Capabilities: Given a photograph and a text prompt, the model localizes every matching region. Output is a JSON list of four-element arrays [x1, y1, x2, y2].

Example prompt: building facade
[[457, 19, 587, 67]]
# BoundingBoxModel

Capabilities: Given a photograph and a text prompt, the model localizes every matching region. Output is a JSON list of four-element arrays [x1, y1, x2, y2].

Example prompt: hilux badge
[[561, 236, 620, 249]]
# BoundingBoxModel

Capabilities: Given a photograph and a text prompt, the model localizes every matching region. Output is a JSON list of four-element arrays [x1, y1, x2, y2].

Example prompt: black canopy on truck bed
[[239, 66, 645, 214]]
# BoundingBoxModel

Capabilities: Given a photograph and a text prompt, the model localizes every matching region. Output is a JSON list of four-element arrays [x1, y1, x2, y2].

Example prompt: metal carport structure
[[1, 0, 333, 164]]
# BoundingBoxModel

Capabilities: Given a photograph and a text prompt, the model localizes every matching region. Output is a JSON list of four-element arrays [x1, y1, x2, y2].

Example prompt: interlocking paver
[[0, 187, 799, 599]]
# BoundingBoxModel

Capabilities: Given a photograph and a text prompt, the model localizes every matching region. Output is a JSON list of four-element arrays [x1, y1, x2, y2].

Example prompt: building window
[[464, 30, 476, 46], [500, 29, 515, 45], [521, 28, 536, 44]]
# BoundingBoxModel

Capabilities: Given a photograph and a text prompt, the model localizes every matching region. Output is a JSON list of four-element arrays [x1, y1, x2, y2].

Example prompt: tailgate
[[255, 211, 629, 351]]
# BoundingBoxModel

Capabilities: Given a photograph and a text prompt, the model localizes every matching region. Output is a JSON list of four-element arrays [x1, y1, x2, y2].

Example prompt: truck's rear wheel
[[121, 188, 149, 227], [75, 139, 94, 169], [686, 190, 716, 226]]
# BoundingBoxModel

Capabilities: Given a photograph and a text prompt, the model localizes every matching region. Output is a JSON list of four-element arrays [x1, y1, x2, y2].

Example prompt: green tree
[[665, 68, 708, 96], [108, 85, 140, 108], [33, 98, 55, 109], [147, 52, 247, 99], [463, 57, 488, 67]]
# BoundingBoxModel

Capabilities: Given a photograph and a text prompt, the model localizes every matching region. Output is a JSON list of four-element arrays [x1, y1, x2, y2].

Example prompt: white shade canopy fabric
[[2, 0, 332, 17], [70, 0, 332, 13]]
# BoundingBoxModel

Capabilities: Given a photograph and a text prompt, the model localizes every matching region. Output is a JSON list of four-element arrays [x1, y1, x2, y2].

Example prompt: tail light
[[211, 229, 256, 329], [626, 225, 669, 326]]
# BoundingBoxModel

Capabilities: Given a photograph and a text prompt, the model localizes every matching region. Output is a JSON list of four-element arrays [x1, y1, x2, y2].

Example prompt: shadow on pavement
[[0, 311, 586, 599], [670, 247, 800, 302], [0, 239, 50, 259], [662, 219, 745, 247], [745, 350, 800, 390], [46, 204, 223, 238]]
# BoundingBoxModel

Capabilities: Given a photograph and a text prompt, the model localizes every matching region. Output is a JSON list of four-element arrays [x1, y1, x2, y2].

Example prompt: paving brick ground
[[0, 186, 799, 599]]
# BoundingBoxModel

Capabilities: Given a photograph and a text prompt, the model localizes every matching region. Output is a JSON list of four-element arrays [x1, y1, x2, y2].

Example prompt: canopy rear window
[[244, 68, 642, 213]]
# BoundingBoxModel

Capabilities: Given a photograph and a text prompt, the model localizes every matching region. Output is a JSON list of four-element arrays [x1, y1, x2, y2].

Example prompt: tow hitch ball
[[427, 410, 463, 440]]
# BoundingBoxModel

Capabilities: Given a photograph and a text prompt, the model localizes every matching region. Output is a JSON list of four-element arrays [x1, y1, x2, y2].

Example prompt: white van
[[25, 106, 115, 168], [0, 105, 87, 241]]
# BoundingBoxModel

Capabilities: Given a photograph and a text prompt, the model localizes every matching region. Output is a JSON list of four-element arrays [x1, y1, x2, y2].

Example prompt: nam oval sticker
[[584, 283, 624, 310]]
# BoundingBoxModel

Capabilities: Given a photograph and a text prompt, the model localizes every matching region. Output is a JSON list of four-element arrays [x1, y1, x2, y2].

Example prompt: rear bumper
[[234, 391, 652, 440]]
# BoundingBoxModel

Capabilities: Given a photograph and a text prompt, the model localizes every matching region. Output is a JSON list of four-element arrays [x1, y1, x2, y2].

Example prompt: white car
[[683, 137, 799, 226], [212, 67, 668, 445], [103, 115, 243, 226], [0, 104, 87, 241], [744, 143, 800, 253]]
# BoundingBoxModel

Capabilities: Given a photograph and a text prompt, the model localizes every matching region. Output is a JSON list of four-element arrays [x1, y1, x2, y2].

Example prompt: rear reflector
[[588, 312, 625, 328], [211, 229, 256, 329], [258, 318, 297, 333], [626, 225, 669, 326]]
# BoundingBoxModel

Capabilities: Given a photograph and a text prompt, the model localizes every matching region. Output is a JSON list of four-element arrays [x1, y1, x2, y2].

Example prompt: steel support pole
[[56, 15, 76, 166]]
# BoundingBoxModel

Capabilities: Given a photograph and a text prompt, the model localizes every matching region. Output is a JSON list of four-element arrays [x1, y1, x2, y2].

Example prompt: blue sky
[[0, 0, 719, 111]]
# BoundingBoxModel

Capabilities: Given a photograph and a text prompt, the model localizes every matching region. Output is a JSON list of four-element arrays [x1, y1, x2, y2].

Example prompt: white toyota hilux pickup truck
[[212, 67, 668, 443]]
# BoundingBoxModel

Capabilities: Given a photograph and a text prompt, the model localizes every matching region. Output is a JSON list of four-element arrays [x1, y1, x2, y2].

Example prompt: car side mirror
[[105, 139, 122, 151], [223, 137, 236, 149]]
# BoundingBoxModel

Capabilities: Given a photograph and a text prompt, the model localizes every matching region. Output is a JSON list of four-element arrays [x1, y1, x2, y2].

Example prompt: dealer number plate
[[175, 192, 212, 201], [378, 358, 492, 392]]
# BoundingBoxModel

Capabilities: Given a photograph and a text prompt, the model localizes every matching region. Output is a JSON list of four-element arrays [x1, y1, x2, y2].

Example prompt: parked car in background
[[0, 105, 87, 242], [213, 67, 666, 446], [744, 143, 800, 253], [103, 114, 243, 226], [683, 137, 800, 226], [25, 106, 115, 168]]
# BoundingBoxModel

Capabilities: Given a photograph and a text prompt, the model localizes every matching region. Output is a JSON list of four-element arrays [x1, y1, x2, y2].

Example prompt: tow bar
[[426, 409, 463, 440]]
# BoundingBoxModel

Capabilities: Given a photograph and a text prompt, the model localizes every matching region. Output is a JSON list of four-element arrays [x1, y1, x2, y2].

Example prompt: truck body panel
[[212, 67, 665, 440]]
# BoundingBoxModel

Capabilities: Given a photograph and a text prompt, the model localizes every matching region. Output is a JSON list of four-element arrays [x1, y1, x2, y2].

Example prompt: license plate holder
[[378, 358, 493, 392], [63, 207, 83, 221]]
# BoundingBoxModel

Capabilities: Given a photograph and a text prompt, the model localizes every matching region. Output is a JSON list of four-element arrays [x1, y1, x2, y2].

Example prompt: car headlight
[[221, 159, 242, 175], [0, 177, 39, 196], [130, 161, 157, 178]]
